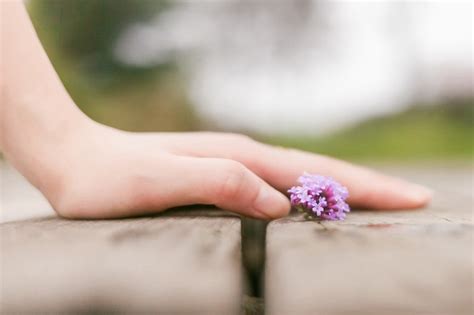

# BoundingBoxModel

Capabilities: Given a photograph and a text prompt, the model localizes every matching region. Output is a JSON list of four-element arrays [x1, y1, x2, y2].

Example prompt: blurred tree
[[27, 0, 199, 132], [29, 0, 166, 77]]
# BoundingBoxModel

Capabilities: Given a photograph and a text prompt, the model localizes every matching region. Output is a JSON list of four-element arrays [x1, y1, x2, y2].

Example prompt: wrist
[[1, 96, 95, 198]]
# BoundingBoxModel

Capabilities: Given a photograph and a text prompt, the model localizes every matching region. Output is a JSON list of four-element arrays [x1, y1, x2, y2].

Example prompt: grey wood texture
[[0, 161, 242, 314], [266, 166, 473, 315], [1, 214, 242, 314]]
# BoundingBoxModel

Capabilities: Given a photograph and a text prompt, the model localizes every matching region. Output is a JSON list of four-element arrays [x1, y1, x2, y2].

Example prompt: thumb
[[171, 157, 290, 219]]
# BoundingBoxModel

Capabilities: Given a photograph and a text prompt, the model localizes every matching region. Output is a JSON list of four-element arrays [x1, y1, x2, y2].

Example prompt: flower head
[[288, 173, 350, 221]]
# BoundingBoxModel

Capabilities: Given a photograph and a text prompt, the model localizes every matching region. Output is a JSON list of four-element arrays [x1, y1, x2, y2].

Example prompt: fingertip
[[252, 185, 291, 219], [403, 184, 433, 209], [347, 174, 434, 210]]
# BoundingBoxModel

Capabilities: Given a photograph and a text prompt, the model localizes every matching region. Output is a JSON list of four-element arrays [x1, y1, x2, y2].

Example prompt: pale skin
[[0, 1, 432, 220]]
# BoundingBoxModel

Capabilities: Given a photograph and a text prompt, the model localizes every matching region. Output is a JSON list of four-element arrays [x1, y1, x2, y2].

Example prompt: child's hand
[[1, 1, 431, 220], [43, 123, 432, 219]]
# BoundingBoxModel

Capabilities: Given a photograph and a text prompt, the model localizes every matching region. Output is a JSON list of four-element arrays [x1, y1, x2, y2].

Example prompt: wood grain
[[265, 166, 473, 315], [1, 161, 244, 313], [1, 214, 242, 314]]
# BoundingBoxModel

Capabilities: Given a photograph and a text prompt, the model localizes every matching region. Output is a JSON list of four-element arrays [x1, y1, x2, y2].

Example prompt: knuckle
[[272, 145, 298, 154], [224, 133, 255, 145], [217, 161, 248, 201]]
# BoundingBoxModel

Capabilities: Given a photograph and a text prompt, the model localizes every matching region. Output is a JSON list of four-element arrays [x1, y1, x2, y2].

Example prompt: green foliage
[[262, 100, 474, 161], [29, 0, 166, 71], [27, 0, 198, 132], [22, 1, 474, 156]]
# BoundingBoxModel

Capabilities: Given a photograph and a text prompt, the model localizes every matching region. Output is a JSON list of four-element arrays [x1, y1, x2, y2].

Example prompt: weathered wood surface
[[0, 163, 242, 314], [2, 161, 473, 314], [1, 215, 242, 314], [266, 165, 473, 315]]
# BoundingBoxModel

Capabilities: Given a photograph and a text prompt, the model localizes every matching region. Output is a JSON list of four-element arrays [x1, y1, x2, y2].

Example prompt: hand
[[43, 122, 432, 219], [1, 1, 432, 220]]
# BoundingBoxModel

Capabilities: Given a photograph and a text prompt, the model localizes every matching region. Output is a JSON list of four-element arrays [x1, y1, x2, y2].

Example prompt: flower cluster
[[288, 173, 350, 221]]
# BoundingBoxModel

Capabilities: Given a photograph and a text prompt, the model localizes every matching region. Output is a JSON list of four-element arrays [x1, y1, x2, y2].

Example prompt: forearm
[[0, 1, 90, 190]]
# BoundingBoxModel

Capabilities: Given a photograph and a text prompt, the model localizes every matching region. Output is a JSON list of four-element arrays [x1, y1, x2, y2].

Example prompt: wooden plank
[[265, 167, 473, 315], [0, 161, 243, 313], [1, 212, 242, 314]]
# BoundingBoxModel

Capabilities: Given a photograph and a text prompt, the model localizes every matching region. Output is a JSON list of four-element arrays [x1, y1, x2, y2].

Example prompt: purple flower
[[288, 173, 350, 221]]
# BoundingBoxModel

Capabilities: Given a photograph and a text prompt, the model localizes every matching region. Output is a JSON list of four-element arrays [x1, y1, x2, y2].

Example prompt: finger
[[134, 155, 290, 219], [163, 133, 432, 210], [251, 148, 433, 210]]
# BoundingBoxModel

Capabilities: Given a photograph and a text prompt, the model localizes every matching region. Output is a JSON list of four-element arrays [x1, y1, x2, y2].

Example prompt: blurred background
[[1, 2, 472, 312], [26, 0, 473, 161]]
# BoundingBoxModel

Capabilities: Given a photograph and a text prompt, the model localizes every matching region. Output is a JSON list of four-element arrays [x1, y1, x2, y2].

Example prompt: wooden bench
[[266, 166, 473, 315], [1, 162, 472, 314]]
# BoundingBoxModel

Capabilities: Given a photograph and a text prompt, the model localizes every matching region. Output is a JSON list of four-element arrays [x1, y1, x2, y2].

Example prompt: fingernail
[[405, 183, 433, 207], [253, 186, 291, 219]]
